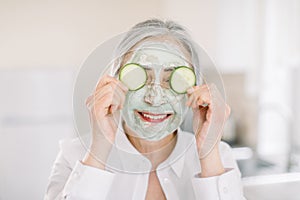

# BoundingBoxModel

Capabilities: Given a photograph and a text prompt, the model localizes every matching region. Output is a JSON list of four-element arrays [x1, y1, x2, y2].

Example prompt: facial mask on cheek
[[120, 42, 191, 141], [121, 87, 189, 141]]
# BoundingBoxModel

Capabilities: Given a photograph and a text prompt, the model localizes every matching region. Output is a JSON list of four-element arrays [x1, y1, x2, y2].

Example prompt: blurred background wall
[[0, 0, 300, 199]]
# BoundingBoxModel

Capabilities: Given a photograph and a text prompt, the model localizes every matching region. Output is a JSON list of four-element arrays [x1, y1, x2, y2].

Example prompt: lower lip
[[136, 111, 172, 123]]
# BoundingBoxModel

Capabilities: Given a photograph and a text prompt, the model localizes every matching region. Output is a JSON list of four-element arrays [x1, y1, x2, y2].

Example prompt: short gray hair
[[112, 19, 201, 84]]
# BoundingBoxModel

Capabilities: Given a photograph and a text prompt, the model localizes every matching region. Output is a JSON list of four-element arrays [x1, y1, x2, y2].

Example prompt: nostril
[[144, 85, 168, 106]]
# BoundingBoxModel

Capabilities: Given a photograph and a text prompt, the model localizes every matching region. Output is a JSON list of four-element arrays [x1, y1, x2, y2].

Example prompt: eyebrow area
[[142, 66, 175, 72], [164, 67, 175, 72]]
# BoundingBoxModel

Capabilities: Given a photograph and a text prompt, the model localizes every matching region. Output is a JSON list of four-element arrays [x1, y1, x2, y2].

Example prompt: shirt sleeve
[[191, 142, 246, 200], [44, 140, 115, 200], [62, 161, 115, 200]]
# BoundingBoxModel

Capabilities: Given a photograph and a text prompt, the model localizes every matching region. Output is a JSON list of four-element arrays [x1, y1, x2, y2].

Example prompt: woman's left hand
[[186, 84, 231, 177]]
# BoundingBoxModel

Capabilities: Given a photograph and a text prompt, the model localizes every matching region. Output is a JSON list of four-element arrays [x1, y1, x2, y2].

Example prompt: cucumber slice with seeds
[[170, 66, 196, 94], [119, 63, 147, 91]]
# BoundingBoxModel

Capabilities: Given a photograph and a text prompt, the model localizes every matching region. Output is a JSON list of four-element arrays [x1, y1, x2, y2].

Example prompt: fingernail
[[202, 103, 208, 107], [187, 88, 193, 94]]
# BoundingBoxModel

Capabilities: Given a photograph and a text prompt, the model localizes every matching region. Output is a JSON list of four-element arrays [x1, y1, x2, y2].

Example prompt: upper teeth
[[142, 113, 167, 120]]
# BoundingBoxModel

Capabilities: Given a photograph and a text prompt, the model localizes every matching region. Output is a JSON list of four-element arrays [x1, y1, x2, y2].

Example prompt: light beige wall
[[162, 0, 218, 61], [0, 0, 223, 70], [0, 0, 163, 69]]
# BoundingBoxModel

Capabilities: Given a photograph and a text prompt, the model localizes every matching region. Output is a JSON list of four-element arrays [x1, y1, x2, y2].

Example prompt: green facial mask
[[120, 42, 193, 141]]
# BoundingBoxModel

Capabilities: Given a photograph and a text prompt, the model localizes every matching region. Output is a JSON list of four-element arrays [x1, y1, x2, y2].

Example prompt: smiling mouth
[[135, 110, 173, 123]]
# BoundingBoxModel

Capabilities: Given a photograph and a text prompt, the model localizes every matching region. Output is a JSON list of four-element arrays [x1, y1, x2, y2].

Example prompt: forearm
[[199, 145, 225, 178], [193, 142, 245, 199], [82, 136, 112, 170]]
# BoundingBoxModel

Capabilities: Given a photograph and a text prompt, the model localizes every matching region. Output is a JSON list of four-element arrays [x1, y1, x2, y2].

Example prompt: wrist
[[199, 145, 225, 177], [82, 136, 113, 170]]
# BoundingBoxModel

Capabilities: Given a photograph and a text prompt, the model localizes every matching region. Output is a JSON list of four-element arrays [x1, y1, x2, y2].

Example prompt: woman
[[45, 19, 245, 200]]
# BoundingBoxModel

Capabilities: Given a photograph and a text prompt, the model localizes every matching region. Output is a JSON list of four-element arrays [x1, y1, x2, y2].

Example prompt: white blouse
[[44, 128, 245, 200]]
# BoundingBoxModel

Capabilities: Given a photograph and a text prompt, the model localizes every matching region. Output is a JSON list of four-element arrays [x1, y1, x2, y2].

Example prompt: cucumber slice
[[170, 66, 196, 94], [119, 63, 147, 91]]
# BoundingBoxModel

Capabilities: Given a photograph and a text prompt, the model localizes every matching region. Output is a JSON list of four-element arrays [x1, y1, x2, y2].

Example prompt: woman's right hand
[[82, 75, 128, 169]]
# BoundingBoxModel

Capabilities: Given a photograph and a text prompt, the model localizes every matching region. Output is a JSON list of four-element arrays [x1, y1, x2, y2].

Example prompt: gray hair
[[111, 19, 201, 84]]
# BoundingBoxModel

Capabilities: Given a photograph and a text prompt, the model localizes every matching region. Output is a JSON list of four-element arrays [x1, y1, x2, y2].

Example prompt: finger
[[206, 107, 213, 122], [186, 86, 195, 95], [111, 86, 127, 110], [191, 89, 211, 108], [96, 75, 128, 93], [85, 95, 94, 108], [93, 93, 122, 117], [97, 87, 126, 110], [94, 82, 127, 103], [186, 86, 202, 107], [186, 93, 196, 106], [192, 106, 208, 134], [86, 85, 113, 109], [88, 85, 127, 114]]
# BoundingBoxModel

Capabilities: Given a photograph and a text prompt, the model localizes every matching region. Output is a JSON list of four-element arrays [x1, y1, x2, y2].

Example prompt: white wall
[[256, 0, 300, 168]]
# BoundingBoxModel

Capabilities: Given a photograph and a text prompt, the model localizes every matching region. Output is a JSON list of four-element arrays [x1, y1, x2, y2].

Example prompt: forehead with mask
[[118, 36, 194, 141], [112, 20, 200, 85]]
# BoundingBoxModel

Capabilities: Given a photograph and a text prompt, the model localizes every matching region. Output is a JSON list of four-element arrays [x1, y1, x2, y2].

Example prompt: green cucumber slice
[[170, 66, 196, 94], [119, 63, 147, 91]]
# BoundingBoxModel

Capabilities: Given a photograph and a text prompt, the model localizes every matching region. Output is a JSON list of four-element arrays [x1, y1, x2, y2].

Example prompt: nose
[[144, 83, 167, 106]]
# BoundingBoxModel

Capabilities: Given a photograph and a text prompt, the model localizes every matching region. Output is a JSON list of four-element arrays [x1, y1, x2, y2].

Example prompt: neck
[[123, 123, 177, 169]]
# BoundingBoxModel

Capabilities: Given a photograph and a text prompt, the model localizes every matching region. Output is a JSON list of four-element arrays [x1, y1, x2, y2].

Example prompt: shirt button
[[163, 178, 169, 183], [73, 172, 79, 178]]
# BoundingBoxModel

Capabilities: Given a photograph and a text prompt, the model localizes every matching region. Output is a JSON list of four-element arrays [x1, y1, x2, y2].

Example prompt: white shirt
[[44, 127, 245, 200]]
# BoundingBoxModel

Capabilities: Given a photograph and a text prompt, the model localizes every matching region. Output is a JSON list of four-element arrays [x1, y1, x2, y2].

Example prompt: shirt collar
[[157, 128, 192, 178], [108, 122, 193, 177]]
